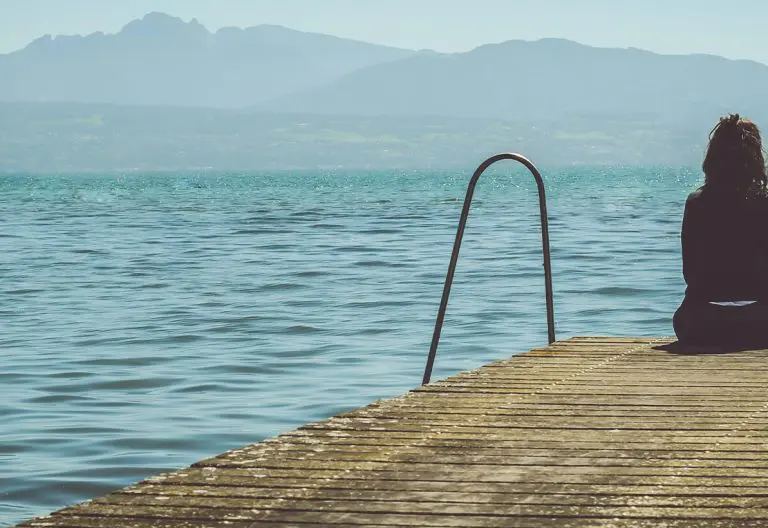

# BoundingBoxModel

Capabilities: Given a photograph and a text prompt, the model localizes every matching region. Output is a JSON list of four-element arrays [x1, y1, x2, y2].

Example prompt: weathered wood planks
[[18, 336, 768, 527]]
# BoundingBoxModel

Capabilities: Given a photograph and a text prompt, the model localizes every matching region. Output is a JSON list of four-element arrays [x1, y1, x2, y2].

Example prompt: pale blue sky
[[1, 0, 767, 63]]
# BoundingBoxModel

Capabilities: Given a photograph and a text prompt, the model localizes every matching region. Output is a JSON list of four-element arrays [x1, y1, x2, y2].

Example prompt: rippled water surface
[[1, 167, 697, 525]]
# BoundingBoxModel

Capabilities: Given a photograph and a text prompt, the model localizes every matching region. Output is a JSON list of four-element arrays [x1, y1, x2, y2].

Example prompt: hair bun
[[723, 113, 741, 127]]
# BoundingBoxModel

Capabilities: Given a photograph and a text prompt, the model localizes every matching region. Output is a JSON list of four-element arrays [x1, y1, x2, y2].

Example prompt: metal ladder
[[422, 153, 555, 385]]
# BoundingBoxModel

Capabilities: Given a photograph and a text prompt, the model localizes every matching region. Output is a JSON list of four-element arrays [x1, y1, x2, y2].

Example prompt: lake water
[[1, 166, 697, 526]]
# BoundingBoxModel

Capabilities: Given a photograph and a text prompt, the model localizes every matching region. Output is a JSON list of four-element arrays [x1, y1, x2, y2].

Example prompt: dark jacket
[[681, 185, 768, 302]]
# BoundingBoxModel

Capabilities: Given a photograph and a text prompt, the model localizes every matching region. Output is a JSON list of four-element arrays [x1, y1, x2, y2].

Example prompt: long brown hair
[[703, 113, 767, 196]]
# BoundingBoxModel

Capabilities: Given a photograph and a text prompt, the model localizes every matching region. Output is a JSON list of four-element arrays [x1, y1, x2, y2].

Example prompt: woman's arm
[[681, 197, 696, 287]]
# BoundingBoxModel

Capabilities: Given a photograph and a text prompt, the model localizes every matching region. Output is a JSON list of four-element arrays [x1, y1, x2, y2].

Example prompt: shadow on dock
[[655, 341, 768, 355]]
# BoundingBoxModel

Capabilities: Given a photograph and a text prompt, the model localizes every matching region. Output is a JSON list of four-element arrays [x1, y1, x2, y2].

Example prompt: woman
[[674, 114, 768, 346]]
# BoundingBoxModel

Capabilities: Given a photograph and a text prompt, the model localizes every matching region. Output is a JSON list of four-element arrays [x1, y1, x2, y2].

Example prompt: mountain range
[[2, 12, 768, 170], [265, 39, 768, 123], [0, 12, 414, 108], [4, 12, 768, 123]]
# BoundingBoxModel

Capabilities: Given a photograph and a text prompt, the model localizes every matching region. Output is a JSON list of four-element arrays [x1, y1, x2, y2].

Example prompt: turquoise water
[[1, 166, 697, 526]]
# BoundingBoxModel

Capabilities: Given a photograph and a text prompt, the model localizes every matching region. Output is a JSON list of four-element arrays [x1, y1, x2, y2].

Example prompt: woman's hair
[[703, 113, 767, 195]]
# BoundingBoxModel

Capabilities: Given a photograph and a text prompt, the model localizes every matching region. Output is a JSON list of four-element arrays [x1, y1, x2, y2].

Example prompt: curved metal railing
[[422, 153, 555, 385]]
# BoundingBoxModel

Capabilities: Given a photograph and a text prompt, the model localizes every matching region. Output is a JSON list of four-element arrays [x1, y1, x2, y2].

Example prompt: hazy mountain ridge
[[263, 38, 768, 122], [0, 12, 415, 108], [5, 12, 768, 123]]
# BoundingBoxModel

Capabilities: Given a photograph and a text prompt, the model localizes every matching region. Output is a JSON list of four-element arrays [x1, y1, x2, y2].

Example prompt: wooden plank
[[16, 337, 768, 527], [19, 516, 768, 528], [57, 497, 768, 517], [120, 482, 768, 496]]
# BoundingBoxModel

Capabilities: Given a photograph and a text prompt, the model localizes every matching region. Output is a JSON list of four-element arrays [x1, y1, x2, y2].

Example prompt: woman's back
[[682, 186, 768, 302]]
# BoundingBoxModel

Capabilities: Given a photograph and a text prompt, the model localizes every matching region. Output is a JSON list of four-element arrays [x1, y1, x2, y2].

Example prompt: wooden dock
[[18, 336, 768, 527]]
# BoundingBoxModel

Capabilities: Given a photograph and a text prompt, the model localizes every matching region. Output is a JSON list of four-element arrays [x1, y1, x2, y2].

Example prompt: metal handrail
[[422, 153, 555, 385]]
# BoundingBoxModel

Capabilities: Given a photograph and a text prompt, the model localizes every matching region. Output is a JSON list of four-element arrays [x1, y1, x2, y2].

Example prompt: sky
[[2, 0, 768, 63]]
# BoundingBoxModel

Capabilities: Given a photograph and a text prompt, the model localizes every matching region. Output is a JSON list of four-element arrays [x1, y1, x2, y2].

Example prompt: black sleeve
[[680, 198, 695, 286]]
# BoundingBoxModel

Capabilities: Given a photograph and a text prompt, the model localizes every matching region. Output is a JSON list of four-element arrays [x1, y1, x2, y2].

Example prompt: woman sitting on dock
[[674, 114, 768, 346]]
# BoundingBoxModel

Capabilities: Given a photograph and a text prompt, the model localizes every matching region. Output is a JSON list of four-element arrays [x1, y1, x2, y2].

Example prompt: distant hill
[[0, 12, 414, 108], [262, 38, 768, 123]]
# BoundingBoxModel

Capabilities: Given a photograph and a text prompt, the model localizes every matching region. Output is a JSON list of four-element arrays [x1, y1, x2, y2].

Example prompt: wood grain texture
[[19, 337, 768, 527]]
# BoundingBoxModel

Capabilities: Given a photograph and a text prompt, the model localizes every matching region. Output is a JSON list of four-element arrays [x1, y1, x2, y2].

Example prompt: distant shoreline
[[1, 102, 708, 172]]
